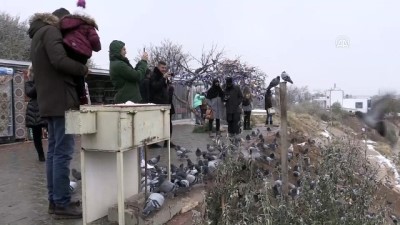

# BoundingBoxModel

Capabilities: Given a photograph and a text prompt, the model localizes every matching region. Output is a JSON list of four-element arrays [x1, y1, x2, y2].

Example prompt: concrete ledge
[[108, 185, 204, 225]]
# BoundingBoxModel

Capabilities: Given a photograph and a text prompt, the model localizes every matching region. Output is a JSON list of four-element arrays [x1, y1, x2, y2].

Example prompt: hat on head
[[52, 8, 70, 19]]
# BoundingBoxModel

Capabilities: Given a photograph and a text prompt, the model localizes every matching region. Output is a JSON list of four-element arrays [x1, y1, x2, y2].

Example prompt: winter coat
[[224, 85, 243, 114], [168, 85, 175, 115], [60, 14, 101, 59], [149, 67, 169, 104], [25, 81, 47, 127], [28, 13, 88, 117], [265, 89, 273, 110], [193, 94, 205, 108], [242, 97, 252, 112], [109, 40, 148, 104], [206, 97, 224, 120], [139, 76, 151, 103]]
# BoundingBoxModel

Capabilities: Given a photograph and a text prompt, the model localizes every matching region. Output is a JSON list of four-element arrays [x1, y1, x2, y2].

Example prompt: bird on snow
[[142, 193, 165, 217], [267, 76, 280, 90], [355, 94, 398, 147], [281, 71, 293, 84]]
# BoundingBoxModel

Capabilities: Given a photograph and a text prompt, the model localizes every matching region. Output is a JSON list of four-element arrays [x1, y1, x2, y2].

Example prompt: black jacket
[[139, 77, 151, 103], [28, 13, 87, 117], [224, 85, 243, 114], [149, 67, 169, 104], [265, 89, 272, 109], [25, 81, 47, 127]]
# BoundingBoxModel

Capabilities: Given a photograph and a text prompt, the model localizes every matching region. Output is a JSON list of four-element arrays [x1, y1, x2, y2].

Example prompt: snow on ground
[[366, 144, 400, 190], [321, 130, 331, 138]]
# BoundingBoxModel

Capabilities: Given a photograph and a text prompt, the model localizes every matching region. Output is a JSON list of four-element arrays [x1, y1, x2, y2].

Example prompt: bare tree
[[139, 40, 268, 112], [0, 12, 31, 61], [86, 58, 98, 69]]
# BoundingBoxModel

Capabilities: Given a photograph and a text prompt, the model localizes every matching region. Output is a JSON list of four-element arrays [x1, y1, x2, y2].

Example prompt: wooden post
[[279, 82, 289, 200], [144, 144, 149, 199]]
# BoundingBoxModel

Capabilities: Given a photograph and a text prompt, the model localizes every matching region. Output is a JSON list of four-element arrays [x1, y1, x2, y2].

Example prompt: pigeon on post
[[355, 95, 398, 147], [267, 76, 280, 90], [281, 71, 293, 84]]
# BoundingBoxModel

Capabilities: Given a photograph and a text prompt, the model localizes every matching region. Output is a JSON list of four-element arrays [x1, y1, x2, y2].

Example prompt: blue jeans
[[194, 106, 203, 124], [46, 117, 75, 207]]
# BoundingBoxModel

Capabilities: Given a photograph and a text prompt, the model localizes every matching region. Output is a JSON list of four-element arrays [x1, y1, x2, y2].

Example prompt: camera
[[170, 72, 175, 77]]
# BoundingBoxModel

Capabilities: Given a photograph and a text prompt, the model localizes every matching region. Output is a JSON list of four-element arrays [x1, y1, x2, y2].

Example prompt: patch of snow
[[116, 101, 156, 106], [363, 140, 377, 145], [298, 142, 306, 146], [367, 144, 375, 151], [321, 130, 330, 138], [368, 153, 400, 190]]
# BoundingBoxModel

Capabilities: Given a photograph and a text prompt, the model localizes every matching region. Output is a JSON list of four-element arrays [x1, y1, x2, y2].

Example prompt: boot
[[54, 202, 82, 219], [38, 152, 45, 162]]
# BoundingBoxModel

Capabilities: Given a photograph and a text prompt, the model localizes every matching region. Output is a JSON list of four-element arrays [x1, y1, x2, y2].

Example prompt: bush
[[200, 137, 389, 225]]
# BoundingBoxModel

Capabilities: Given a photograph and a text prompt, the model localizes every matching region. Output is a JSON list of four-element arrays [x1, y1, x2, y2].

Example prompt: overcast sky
[[3, 0, 399, 96]]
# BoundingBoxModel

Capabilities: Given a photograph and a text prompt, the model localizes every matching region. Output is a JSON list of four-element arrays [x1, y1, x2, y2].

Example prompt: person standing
[[265, 89, 273, 125], [193, 92, 205, 125], [206, 79, 224, 137], [139, 69, 152, 103], [28, 8, 88, 218], [25, 65, 47, 162], [242, 87, 253, 130], [149, 61, 176, 147], [223, 77, 243, 136], [109, 40, 148, 103]]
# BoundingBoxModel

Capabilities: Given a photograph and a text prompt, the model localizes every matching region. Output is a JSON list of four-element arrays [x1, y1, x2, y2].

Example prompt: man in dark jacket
[[149, 61, 176, 147], [139, 69, 152, 103], [28, 8, 88, 219], [223, 77, 243, 136]]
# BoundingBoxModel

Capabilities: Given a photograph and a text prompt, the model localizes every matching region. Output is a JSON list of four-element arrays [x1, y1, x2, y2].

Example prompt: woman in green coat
[[109, 40, 148, 103]]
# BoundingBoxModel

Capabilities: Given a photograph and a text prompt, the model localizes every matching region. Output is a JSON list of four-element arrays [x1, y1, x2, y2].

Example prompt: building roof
[[0, 58, 109, 76]]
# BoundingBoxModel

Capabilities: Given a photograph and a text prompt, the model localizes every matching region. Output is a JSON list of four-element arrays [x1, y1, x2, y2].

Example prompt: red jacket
[[60, 14, 101, 58]]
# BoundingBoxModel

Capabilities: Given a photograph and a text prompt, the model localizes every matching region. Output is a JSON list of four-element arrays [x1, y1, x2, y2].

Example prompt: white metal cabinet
[[65, 104, 171, 225]]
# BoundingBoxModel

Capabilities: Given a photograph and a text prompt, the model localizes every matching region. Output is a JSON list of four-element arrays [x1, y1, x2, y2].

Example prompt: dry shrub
[[201, 137, 389, 225]]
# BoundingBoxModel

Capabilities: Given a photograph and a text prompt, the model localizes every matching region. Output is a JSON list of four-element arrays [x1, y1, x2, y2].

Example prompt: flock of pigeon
[[242, 128, 316, 200], [141, 140, 230, 216]]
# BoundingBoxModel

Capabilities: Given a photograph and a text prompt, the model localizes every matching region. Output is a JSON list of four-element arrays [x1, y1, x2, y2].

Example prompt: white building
[[312, 85, 371, 113]]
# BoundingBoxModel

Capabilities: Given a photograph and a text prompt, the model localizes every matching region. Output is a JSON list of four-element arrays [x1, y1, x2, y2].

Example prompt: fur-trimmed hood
[[28, 13, 59, 38], [60, 14, 98, 30]]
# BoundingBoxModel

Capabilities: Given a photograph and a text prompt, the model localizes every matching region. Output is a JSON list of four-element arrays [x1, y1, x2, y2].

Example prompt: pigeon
[[355, 95, 398, 147], [293, 171, 301, 177], [159, 179, 178, 194], [187, 159, 195, 169], [186, 174, 199, 185], [148, 155, 160, 165], [195, 148, 202, 159], [71, 168, 81, 181], [267, 76, 280, 90], [267, 127, 271, 132], [281, 71, 293, 84], [206, 144, 215, 152], [251, 130, 257, 137], [246, 134, 251, 141], [273, 180, 282, 197], [142, 193, 165, 217]]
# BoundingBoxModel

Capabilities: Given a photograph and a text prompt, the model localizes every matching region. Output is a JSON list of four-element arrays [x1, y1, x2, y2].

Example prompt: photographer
[[223, 77, 243, 137], [149, 61, 176, 147]]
